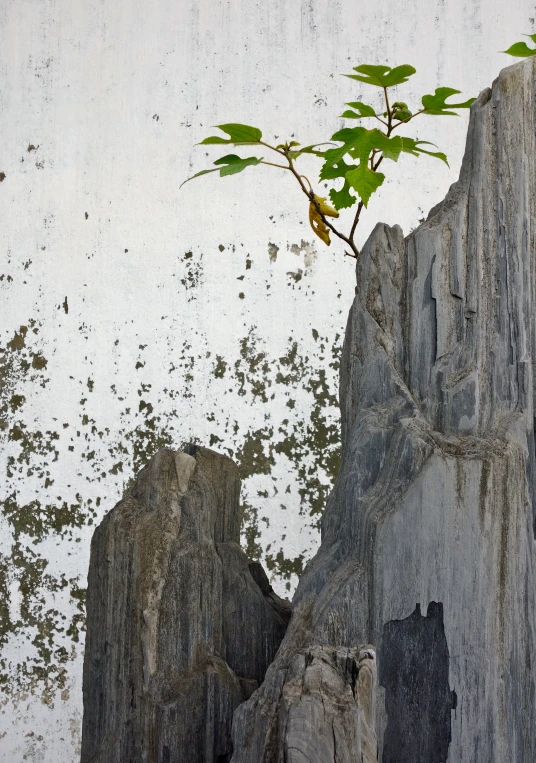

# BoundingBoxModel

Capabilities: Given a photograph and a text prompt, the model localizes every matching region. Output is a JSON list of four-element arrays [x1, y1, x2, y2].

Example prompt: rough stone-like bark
[[82, 57, 536, 763], [231, 57, 536, 762], [231, 645, 378, 763], [81, 446, 290, 763]]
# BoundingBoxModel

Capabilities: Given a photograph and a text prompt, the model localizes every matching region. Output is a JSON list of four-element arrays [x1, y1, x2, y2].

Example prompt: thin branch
[[259, 141, 287, 155], [286, 156, 359, 258], [349, 201, 364, 242], [383, 87, 392, 130], [256, 139, 359, 257], [373, 115, 389, 128], [260, 154, 313, 191], [389, 109, 426, 132], [260, 160, 292, 171]]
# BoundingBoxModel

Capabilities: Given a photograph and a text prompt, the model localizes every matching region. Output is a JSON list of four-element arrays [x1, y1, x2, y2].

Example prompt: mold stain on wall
[[0, 239, 346, 748], [0, 320, 90, 711]]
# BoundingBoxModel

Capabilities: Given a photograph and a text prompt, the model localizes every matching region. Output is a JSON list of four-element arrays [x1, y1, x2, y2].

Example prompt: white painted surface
[[0, 1, 534, 759]]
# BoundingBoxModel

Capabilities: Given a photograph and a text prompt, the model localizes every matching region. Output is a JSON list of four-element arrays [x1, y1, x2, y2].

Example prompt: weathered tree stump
[[81, 446, 290, 763], [83, 57, 536, 763], [231, 57, 536, 762]]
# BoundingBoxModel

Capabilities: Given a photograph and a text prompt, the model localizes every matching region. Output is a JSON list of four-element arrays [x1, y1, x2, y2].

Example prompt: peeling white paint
[[1, 0, 535, 759]]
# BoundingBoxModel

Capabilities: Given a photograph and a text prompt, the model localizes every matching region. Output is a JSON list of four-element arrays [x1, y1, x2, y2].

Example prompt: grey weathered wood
[[83, 57, 536, 763], [231, 645, 377, 763], [81, 446, 289, 763], [230, 57, 536, 762]]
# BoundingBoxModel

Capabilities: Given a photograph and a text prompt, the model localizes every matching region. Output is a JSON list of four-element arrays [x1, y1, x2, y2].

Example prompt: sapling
[[183, 36, 535, 260]]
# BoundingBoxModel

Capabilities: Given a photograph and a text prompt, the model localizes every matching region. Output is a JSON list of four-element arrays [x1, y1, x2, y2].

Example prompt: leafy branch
[[183, 35, 533, 259], [503, 33, 536, 58]]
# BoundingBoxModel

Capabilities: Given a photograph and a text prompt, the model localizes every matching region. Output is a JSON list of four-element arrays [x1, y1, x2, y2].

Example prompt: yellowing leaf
[[308, 194, 339, 245], [313, 194, 340, 219]]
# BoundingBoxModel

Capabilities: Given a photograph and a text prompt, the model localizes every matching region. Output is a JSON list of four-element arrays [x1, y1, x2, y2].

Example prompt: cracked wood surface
[[230, 57, 536, 762], [81, 446, 290, 763]]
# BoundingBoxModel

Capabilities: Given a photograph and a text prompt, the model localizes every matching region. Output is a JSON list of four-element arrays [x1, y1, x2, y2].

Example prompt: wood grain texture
[[81, 446, 289, 763], [231, 57, 536, 762], [83, 57, 536, 763]]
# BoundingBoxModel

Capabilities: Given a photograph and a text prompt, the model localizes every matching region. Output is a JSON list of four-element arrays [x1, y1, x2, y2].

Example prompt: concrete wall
[[0, 0, 534, 759]]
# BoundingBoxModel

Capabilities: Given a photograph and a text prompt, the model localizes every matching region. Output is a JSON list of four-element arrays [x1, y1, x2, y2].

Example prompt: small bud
[[393, 108, 412, 121]]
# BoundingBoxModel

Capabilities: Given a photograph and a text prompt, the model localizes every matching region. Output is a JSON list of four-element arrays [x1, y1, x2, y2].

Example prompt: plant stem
[[287, 156, 360, 258], [348, 201, 364, 243], [260, 139, 362, 259], [383, 87, 392, 129], [259, 137, 359, 257], [260, 160, 292, 171], [389, 108, 425, 132], [259, 141, 287, 155]]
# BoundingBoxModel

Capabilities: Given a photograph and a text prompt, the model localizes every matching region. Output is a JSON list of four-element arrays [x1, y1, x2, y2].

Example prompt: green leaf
[[322, 127, 370, 166], [414, 145, 449, 165], [399, 137, 449, 166], [329, 126, 369, 143], [346, 101, 377, 116], [421, 88, 476, 115], [345, 164, 385, 207], [341, 110, 364, 119], [179, 168, 220, 187], [503, 38, 536, 57], [321, 127, 397, 206], [323, 127, 402, 165], [393, 108, 412, 122], [198, 136, 232, 145], [343, 64, 416, 88], [180, 154, 262, 186], [328, 127, 401, 162], [341, 101, 377, 119], [275, 140, 302, 150], [289, 142, 336, 159], [213, 153, 263, 176], [367, 133, 404, 162], [319, 158, 357, 181], [329, 181, 356, 210], [198, 123, 263, 145]]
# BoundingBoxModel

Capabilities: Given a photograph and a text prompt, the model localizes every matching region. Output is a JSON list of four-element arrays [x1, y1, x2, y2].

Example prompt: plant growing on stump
[[182, 65, 475, 258], [182, 36, 535, 259]]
